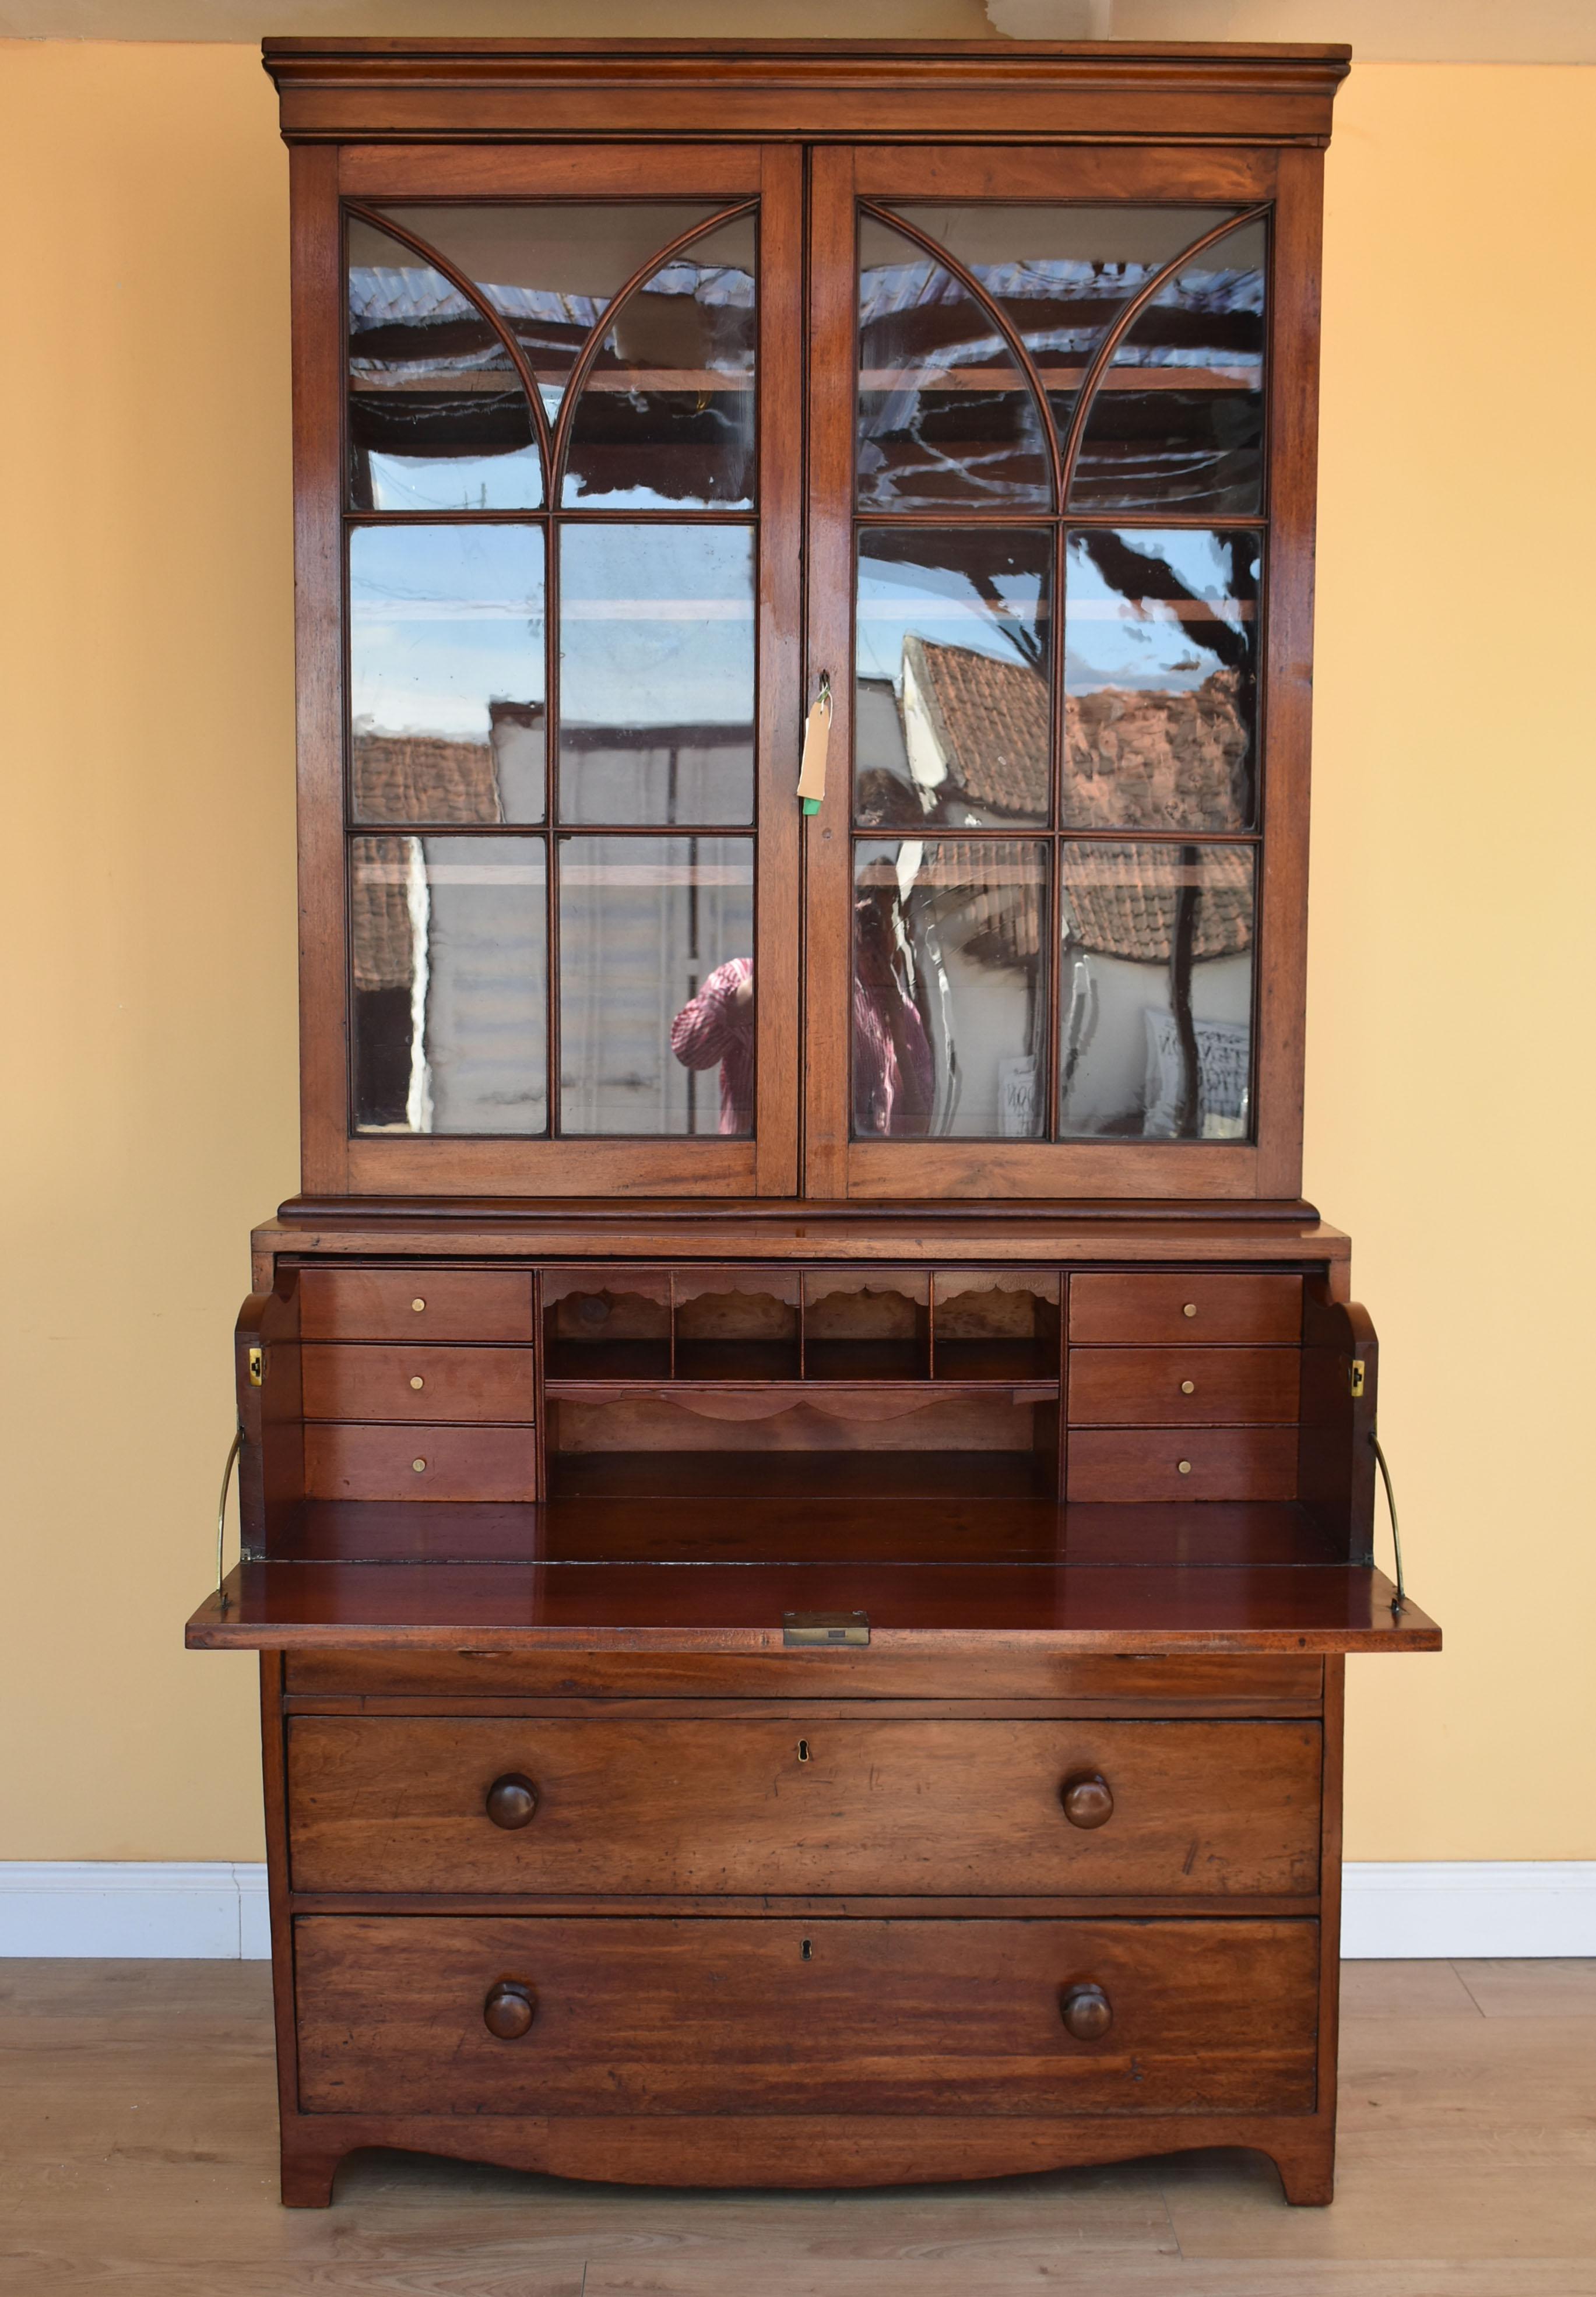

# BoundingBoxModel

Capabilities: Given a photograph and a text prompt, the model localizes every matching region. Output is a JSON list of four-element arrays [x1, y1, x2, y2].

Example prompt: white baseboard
[[0, 1862, 1591, 1961], [0, 1862, 270, 1959], [1340, 1861, 1596, 1958]]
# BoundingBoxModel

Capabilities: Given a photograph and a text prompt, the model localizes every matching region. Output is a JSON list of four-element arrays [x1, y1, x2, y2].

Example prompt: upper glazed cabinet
[[291, 61, 1332, 1202]]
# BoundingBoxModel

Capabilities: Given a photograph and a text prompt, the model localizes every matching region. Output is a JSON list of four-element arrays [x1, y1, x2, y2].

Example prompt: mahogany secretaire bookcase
[[188, 37, 1439, 2210]]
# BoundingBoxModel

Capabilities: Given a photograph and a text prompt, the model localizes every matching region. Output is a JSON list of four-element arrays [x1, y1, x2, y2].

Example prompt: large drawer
[[298, 1268, 534, 1344], [302, 1345, 535, 1425], [1069, 1274, 1302, 1346], [1068, 1347, 1300, 1427], [286, 1716, 1321, 1896], [294, 1914, 1320, 2118]]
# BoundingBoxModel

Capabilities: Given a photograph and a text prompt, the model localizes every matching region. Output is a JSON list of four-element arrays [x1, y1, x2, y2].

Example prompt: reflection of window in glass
[[1058, 842, 1254, 1141], [564, 213, 757, 509], [375, 202, 726, 418], [1070, 219, 1265, 513], [856, 215, 1051, 512], [855, 530, 1051, 832], [873, 204, 1240, 477], [350, 835, 548, 1137], [558, 526, 755, 826], [350, 525, 546, 825], [853, 840, 1049, 1141], [560, 836, 754, 1137], [347, 217, 542, 512], [1063, 529, 1258, 832]]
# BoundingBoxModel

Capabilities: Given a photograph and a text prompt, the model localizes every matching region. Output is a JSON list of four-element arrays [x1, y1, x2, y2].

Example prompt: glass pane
[[1059, 841, 1254, 1141], [1070, 220, 1266, 512], [855, 530, 1052, 831], [350, 526, 546, 825], [350, 835, 547, 1135], [558, 526, 754, 826], [347, 219, 540, 512], [563, 214, 757, 509], [857, 216, 1050, 511], [375, 202, 724, 420], [853, 840, 1049, 1139], [1063, 529, 1258, 832], [560, 836, 755, 1136], [883, 204, 1238, 468]]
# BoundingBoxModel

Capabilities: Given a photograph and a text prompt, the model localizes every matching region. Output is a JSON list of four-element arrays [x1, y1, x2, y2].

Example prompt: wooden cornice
[[261, 38, 1352, 149]]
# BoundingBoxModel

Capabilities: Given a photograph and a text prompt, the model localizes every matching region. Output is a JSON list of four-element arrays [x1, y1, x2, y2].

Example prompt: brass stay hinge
[[1349, 1357, 1366, 1399]]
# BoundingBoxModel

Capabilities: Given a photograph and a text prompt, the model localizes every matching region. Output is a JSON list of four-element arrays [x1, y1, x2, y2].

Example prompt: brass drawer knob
[[1060, 1771, 1113, 1830], [1180, 1379, 1195, 1395], [486, 1774, 539, 1830], [410, 1375, 425, 1391], [483, 1981, 535, 2041], [1182, 1301, 1197, 1318], [1177, 1459, 1192, 1475], [1061, 1983, 1113, 2042], [411, 1457, 427, 1474], [411, 1297, 426, 1314]]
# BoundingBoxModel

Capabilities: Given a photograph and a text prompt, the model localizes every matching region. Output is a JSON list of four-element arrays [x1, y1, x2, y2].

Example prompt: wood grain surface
[[292, 1914, 1320, 2119], [285, 1715, 1321, 1897]]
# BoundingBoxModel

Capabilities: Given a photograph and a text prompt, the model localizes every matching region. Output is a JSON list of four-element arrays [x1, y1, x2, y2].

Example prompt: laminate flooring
[[1, 1958, 1593, 2295]]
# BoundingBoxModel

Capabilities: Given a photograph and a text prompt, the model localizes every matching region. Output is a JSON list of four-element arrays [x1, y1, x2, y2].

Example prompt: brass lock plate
[[782, 1610, 870, 1648], [247, 1346, 264, 1388]]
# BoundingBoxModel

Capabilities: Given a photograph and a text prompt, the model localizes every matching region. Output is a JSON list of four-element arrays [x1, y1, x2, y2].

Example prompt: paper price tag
[[797, 692, 831, 814]]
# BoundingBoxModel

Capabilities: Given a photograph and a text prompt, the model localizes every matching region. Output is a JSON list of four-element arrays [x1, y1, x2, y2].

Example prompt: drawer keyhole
[[796, 1739, 811, 1763], [801, 1938, 813, 1961]]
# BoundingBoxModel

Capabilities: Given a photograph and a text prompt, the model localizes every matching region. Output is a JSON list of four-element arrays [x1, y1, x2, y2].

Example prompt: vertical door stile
[[754, 146, 806, 1197], [294, 145, 351, 1198], [1254, 145, 1316, 1204], [802, 146, 859, 1202]]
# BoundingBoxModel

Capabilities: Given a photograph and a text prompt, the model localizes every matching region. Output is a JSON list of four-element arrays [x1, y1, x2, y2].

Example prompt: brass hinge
[[1349, 1357, 1366, 1399], [247, 1346, 264, 1388], [783, 1610, 869, 1648]]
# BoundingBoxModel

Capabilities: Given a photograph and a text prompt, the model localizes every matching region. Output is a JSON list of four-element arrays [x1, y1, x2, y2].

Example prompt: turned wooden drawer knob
[[485, 1774, 539, 1830], [1060, 1772, 1114, 1830], [483, 1981, 535, 2040], [1061, 1983, 1113, 2042]]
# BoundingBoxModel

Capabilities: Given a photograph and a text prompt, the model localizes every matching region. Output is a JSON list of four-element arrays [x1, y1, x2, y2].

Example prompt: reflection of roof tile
[[350, 835, 415, 994], [907, 638, 1049, 818], [1066, 669, 1249, 831], [906, 638, 1249, 835], [352, 733, 504, 825], [1063, 842, 1253, 964]]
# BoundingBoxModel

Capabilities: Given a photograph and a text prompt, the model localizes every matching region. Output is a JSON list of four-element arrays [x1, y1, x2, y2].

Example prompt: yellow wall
[[0, 42, 1590, 1865]]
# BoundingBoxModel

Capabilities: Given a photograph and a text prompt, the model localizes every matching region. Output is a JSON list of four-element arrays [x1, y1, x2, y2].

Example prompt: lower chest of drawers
[[279, 1680, 1328, 2129]]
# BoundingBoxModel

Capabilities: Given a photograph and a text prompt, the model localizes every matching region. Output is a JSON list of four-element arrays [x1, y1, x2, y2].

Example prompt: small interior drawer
[[303, 1345, 534, 1424], [304, 1424, 537, 1502], [293, 1913, 1320, 2119], [1068, 1274, 1303, 1346], [1066, 1427, 1298, 1503], [1068, 1348, 1300, 1427], [298, 1268, 533, 1344]]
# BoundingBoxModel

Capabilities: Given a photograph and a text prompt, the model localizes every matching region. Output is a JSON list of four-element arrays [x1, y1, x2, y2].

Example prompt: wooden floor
[[1, 1959, 1593, 2294]]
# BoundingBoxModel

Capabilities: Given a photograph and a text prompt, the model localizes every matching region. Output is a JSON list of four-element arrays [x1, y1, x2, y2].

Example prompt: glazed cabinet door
[[297, 144, 803, 1195], [802, 145, 1320, 1201]]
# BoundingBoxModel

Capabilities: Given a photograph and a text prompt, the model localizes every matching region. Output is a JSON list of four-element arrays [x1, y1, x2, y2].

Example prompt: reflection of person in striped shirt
[[670, 905, 934, 1139]]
